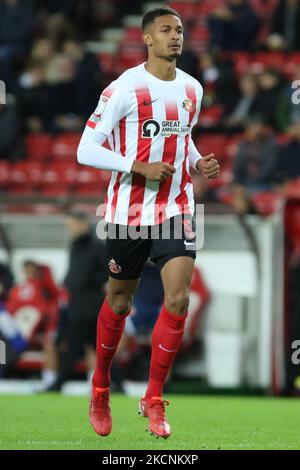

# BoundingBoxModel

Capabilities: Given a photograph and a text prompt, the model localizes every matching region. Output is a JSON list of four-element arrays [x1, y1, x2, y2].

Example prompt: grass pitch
[[0, 393, 299, 450]]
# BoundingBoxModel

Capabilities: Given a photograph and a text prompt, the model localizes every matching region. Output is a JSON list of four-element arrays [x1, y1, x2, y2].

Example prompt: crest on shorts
[[182, 99, 195, 112], [108, 258, 122, 274]]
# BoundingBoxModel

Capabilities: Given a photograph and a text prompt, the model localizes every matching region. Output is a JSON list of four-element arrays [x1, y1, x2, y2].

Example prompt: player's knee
[[109, 296, 132, 315], [165, 291, 189, 316]]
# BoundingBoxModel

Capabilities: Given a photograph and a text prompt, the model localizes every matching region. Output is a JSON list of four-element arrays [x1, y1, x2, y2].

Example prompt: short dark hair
[[142, 7, 181, 31]]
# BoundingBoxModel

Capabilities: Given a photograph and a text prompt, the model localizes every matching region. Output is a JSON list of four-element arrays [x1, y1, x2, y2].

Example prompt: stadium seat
[[40, 183, 72, 196], [251, 191, 282, 216], [199, 105, 224, 126], [52, 133, 81, 162], [42, 162, 78, 185], [7, 184, 36, 195], [225, 135, 243, 162], [168, 1, 197, 19], [0, 161, 11, 187], [74, 183, 103, 196], [195, 134, 227, 162], [25, 134, 53, 161], [285, 179, 300, 200], [123, 27, 142, 41], [9, 162, 44, 186], [284, 199, 300, 250]]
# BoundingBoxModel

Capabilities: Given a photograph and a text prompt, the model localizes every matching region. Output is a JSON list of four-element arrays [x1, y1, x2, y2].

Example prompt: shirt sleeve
[[188, 137, 202, 173], [86, 79, 128, 136], [77, 126, 135, 174]]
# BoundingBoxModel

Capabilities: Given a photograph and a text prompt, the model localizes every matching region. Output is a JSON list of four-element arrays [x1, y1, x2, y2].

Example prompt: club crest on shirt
[[108, 258, 122, 274], [182, 99, 195, 112]]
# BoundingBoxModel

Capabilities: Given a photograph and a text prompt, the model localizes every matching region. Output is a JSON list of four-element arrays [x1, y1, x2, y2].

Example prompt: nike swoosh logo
[[159, 344, 177, 353], [143, 99, 158, 106], [101, 343, 117, 350], [184, 240, 196, 246]]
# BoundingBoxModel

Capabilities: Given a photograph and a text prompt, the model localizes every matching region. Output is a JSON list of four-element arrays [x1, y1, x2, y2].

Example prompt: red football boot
[[138, 396, 171, 439], [89, 386, 112, 436]]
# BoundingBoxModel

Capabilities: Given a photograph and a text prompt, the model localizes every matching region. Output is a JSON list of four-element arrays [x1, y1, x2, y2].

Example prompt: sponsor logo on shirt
[[141, 119, 190, 138]]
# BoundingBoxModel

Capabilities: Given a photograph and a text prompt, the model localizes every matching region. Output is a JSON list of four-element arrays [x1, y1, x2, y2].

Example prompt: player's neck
[[145, 58, 177, 82]]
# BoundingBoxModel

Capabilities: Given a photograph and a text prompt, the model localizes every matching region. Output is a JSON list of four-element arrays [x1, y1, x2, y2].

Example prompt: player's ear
[[143, 32, 153, 47]]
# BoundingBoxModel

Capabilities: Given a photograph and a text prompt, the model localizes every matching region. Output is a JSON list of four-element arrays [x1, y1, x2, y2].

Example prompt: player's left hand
[[197, 153, 220, 179]]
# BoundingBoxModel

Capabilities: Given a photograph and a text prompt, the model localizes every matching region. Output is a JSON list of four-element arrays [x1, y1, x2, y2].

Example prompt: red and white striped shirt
[[86, 63, 203, 226]]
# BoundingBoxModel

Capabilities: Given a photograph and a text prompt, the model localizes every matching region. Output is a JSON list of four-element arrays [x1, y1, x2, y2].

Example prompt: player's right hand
[[132, 161, 176, 182]]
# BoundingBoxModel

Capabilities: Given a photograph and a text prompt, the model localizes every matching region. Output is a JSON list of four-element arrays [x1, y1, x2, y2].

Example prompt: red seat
[[251, 191, 282, 216], [0, 161, 11, 186], [10, 161, 43, 183], [199, 105, 223, 126], [168, 1, 197, 19], [42, 162, 78, 184], [76, 167, 100, 184], [225, 134, 243, 161], [7, 184, 35, 195], [26, 134, 53, 161], [253, 52, 285, 69], [195, 134, 227, 161], [285, 179, 300, 200], [40, 183, 72, 196], [191, 25, 209, 42], [52, 133, 81, 161], [123, 27, 142, 41], [74, 183, 103, 196]]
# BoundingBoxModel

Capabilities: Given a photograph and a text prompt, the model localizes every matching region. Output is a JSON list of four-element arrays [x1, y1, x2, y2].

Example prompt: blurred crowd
[[1, 0, 300, 213]]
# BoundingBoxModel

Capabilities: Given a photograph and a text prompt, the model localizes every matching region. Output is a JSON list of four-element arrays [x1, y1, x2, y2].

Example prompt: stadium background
[[0, 0, 300, 450]]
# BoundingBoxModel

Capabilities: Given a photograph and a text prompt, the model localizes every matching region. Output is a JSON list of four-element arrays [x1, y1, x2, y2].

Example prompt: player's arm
[[77, 82, 136, 173], [188, 137, 220, 179], [77, 83, 175, 181], [78, 127, 175, 180], [77, 126, 135, 173]]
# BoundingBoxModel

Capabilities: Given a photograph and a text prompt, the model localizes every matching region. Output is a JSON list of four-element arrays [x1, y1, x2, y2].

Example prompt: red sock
[[92, 297, 130, 388], [145, 304, 187, 398]]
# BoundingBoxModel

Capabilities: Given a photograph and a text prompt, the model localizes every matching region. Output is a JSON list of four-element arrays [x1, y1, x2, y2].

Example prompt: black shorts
[[105, 214, 196, 280]]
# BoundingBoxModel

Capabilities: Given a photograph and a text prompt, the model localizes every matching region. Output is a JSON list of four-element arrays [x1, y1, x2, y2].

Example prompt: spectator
[[233, 117, 279, 189], [176, 45, 199, 78], [255, 68, 285, 130], [232, 117, 279, 213], [277, 121, 300, 182], [0, 94, 24, 160], [208, 0, 259, 51], [46, 211, 107, 392], [224, 72, 260, 130], [0, 0, 34, 90], [62, 39, 103, 118], [277, 66, 300, 132], [267, 0, 300, 51], [18, 53, 85, 133], [17, 60, 51, 132], [46, 54, 84, 132], [5, 260, 59, 388]]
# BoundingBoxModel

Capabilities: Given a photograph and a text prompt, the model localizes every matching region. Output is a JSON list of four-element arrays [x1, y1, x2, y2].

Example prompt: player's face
[[144, 15, 183, 61]]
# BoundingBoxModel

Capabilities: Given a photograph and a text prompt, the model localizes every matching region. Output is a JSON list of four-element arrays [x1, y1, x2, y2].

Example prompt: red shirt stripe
[[175, 85, 197, 215], [154, 102, 179, 225], [111, 117, 126, 222], [127, 87, 153, 226]]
